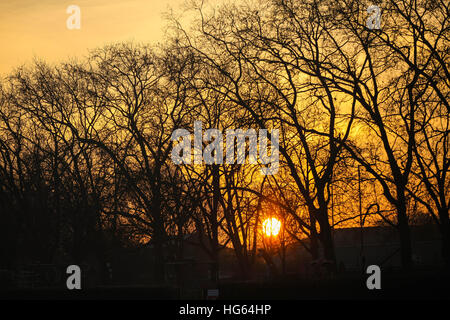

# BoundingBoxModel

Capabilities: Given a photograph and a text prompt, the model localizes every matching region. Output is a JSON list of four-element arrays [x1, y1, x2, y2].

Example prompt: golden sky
[[0, 0, 186, 75]]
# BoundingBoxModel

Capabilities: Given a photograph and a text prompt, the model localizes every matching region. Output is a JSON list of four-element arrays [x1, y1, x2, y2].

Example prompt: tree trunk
[[211, 165, 220, 282], [397, 201, 413, 271], [151, 180, 166, 283], [153, 238, 165, 283], [309, 213, 320, 260], [317, 206, 337, 272]]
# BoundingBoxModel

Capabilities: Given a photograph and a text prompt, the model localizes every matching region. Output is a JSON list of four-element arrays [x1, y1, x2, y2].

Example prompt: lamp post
[[358, 165, 365, 272]]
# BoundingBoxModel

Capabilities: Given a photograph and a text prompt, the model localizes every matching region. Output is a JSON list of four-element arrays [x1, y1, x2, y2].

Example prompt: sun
[[262, 218, 281, 237]]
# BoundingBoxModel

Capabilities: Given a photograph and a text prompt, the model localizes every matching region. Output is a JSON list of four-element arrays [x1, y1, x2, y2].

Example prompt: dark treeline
[[0, 0, 448, 281]]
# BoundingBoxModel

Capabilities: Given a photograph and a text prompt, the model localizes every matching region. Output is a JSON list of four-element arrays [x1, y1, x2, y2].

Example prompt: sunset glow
[[262, 218, 281, 237]]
